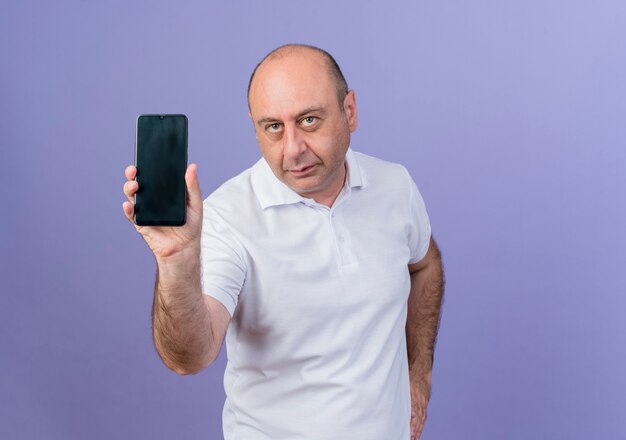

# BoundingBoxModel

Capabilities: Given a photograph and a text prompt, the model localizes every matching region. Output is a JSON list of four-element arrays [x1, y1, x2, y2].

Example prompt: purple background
[[2, 1, 625, 438]]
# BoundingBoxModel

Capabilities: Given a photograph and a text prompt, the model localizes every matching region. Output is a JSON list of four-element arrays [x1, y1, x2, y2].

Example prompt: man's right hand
[[122, 163, 203, 260]]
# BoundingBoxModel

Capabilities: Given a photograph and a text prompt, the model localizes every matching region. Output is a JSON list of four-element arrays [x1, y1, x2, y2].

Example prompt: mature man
[[122, 44, 444, 440]]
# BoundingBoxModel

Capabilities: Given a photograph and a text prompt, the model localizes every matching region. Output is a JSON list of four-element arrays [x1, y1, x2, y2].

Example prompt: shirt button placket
[[326, 208, 343, 269]]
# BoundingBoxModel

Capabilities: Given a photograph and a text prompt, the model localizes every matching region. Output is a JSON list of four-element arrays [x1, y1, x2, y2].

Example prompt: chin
[[289, 183, 315, 195], [287, 181, 323, 196]]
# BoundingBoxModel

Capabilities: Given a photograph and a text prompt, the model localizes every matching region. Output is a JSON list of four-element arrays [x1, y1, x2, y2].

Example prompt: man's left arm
[[406, 237, 445, 440]]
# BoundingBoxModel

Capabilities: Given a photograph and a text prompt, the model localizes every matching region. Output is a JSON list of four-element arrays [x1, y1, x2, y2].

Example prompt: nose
[[282, 123, 307, 161]]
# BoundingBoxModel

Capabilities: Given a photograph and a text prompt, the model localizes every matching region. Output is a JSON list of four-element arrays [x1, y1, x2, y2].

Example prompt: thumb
[[185, 163, 203, 209]]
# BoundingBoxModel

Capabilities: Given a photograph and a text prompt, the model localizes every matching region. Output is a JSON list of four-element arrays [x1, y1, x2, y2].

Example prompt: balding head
[[247, 44, 349, 111]]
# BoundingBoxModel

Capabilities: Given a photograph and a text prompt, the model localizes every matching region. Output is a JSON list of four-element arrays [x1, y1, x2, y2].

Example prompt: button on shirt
[[200, 149, 431, 440]]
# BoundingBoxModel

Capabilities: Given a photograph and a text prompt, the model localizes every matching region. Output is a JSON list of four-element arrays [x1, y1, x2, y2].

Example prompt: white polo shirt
[[200, 149, 431, 440]]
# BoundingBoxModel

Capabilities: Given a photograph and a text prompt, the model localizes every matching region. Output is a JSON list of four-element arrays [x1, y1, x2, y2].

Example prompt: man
[[122, 44, 444, 440]]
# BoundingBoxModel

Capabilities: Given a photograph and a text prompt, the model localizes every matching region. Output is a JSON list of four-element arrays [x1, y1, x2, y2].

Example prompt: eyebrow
[[256, 106, 327, 125]]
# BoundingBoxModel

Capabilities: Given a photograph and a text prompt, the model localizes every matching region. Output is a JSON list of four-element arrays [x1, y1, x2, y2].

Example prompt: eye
[[266, 122, 282, 133], [300, 116, 317, 127]]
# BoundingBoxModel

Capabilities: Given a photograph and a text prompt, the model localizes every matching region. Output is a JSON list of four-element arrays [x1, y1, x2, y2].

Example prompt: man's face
[[248, 50, 357, 205]]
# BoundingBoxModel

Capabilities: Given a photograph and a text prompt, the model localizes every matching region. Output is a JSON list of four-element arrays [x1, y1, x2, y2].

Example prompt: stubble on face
[[248, 47, 356, 206]]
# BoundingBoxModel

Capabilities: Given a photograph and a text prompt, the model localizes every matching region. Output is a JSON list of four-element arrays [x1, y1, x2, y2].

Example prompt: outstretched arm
[[406, 237, 445, 440], [122, 164, 230, 375]]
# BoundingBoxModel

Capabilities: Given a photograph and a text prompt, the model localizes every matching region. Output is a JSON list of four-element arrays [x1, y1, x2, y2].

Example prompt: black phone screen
[[134, 114, 188, 226]]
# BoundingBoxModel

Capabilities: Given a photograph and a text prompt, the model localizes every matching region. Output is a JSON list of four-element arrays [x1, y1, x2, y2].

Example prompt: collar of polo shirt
[[251, 148, 368, 209]]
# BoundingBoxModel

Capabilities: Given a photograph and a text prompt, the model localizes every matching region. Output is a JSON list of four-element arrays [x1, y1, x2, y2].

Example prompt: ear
[[343, 90, 358, 132]]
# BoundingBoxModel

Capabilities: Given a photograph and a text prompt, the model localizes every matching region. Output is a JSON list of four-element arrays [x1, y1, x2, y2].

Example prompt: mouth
[[288, 164, 317, 176]]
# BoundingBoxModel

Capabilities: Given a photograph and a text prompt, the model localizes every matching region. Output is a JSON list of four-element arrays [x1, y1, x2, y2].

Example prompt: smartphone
[[134, 114, 188, 226]]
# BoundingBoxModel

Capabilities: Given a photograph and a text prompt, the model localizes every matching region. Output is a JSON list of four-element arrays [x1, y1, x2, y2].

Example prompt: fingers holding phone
[[122, 162, 203, 259], [122, 165, 138, 219]]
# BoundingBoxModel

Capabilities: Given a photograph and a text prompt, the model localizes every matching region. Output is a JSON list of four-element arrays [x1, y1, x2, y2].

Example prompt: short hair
[[247, 44, 349, 110]]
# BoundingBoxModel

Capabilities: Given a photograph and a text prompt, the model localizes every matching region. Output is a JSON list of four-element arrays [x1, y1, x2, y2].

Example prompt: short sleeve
[[200, 201, 247, 317], [405, 169, 432, 264]]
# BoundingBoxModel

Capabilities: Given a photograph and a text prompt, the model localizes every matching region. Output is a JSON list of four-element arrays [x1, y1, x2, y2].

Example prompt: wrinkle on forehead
[[249, 51, 335, 120]]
